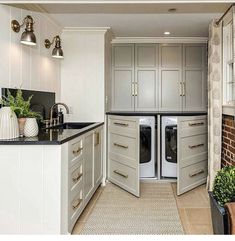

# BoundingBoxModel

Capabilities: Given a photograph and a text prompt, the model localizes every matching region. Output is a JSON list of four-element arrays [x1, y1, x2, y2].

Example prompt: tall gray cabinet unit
[[111, 42, 207, 112], [112, 43, 158, 111]]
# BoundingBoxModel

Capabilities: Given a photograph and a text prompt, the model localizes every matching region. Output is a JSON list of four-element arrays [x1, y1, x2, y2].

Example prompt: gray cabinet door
[[177, 116, 208, 195], [108, 115, 140, 197], [135, 44, 158, 111], [182, 44, 207, 111], [159, 44, 183, 111], [83, 132, 94, 202], [94, 128, 103, 185], [112, 44, 135, 111]]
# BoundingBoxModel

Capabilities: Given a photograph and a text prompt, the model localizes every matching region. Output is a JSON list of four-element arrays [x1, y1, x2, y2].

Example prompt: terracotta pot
[[18, 118, 26, 137]]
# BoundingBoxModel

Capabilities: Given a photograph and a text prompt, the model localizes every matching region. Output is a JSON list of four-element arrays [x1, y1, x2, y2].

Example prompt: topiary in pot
[[213, 166, 235, 207]]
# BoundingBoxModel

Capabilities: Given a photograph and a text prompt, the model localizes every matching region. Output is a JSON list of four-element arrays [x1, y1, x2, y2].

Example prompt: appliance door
[[140, 125, 152, 164], [165, 125, 177, 164]]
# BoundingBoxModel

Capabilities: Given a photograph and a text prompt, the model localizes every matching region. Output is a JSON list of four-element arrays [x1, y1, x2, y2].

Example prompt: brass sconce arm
[[11, 15, 34, 33], [45, 36, 61, 49]]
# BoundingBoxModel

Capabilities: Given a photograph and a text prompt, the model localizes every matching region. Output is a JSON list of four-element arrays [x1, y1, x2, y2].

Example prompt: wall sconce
[[11, 15, 37, 46], [44, 36, 64, 59]]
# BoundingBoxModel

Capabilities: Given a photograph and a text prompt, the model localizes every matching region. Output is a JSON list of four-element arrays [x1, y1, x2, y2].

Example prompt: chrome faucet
[[50, 103, 69, 126]]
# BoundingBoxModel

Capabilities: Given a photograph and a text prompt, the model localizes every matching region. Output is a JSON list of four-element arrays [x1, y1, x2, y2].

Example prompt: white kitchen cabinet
[[0, 125, 103, 234], [83, 132, 94, 204], [108, 115, 140, 197], [112, 44, 135, 111], [177, 116, 208, 195], [135, 44, 159, 110], [94, 128, 103, 185], [111, 42, 207, 112], [159, 44, 183, 111], [182, 44, 207, 111]]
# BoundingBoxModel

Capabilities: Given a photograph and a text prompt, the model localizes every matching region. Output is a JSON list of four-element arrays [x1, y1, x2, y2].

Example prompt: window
[[223, 22, 234, 105]]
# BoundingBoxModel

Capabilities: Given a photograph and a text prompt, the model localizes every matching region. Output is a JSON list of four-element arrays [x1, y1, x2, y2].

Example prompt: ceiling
[[9, 2, 231, 37]]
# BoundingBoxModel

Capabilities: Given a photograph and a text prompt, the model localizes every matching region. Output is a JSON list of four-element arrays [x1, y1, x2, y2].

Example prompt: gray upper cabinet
[[135, 44, 158, 111], [159, 44, 182, 111], [182, 44, 207, 111], [111, 42, 207, 112], [112, 44, 135, 111]]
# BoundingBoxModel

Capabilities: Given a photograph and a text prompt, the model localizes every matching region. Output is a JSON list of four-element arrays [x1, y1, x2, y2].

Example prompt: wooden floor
[[72, 183, 213, 235]]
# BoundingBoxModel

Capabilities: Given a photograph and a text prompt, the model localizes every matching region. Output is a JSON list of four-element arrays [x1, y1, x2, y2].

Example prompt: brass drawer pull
[[188, 122, 204, 127], [73, 147, 83, 155], [113, 122, 129, 127], [131, 83, 135, 96], [182, 82, 186, 96], [72, 199, 82, 210], [94, 132, 100, 146], [114, 170, 128, 178], [72, 173, 83, 183], [114, 142, 128, 149], [180, 82, 183, 96], [189, 143, 204, 149], [189, 169, 204, 177]]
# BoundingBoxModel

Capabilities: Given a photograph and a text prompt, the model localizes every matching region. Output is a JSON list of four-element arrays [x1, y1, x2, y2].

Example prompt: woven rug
[[80, 182, 184, 235]]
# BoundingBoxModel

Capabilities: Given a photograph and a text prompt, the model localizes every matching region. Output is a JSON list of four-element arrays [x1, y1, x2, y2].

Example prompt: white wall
[[0, 5, 62, 100], [61, 29, 110, 122]]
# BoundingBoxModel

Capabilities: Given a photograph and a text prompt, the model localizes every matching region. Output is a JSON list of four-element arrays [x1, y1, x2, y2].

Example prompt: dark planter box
[[208, 191, 229, 234]]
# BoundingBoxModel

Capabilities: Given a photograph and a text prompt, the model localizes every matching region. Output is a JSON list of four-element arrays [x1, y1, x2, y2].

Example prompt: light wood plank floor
[[72, 183, 213, 235]]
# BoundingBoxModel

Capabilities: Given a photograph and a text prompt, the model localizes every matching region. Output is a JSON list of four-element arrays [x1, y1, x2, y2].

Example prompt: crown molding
[[63, 27, 111, 33], [112, 37, 208, 44]]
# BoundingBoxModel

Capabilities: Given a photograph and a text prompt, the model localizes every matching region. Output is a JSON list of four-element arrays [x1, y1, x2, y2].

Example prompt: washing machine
[[161, 116, 177, 178]]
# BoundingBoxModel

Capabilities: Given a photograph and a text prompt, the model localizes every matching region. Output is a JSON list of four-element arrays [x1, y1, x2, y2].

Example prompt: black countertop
[[106, 111, 207, 116], [0, 122, 104, 145]]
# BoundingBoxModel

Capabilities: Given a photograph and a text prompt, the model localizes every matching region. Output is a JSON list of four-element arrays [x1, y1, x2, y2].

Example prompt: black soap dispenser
[[58, 108, 64, 124]]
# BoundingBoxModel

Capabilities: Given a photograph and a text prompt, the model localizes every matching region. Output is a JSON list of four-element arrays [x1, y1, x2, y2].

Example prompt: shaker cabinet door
[[112, 44, 135, 111], [182, 44, 207, 111], [177, 116, 208, 195], [108, 115, 140, 197], [135, 44, 158, 111], [159, 44, 183, 111]]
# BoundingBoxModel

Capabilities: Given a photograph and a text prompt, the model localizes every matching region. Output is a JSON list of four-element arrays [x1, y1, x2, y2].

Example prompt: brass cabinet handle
[[189, 143, 205, 149], [180, 82, 183, 96], [135, 83, 138, 96], [189, 169, 204, 177], [131, 83, 135, 96], [188, 122, 204, 127], [113, 122, 129, 127], [113, 170, 128, 178], [113, 142, 128, 149], [94, 132, 100, 146], [182, 82, 186, 96], [72, 199, 82, 210], [73, 147, 83, 155], [72, 173, 83, 183]]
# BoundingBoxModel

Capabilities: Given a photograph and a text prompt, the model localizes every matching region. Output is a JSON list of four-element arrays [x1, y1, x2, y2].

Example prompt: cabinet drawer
[[109, 159, 138, 194], [109, 116, 138, 137], [69, 160, 83, 192], [69, 138, 84, 167], [69, 186, 83, 230], [109, 133, 136, 160], [178, 160, 207, 194], [181, 134, 207, 160], [179, 117, 207, 137]]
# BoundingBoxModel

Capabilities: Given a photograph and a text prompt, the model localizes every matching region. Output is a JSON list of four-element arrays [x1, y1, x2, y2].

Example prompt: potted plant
[[0, 89, 41, 137], [209, 166, 235, 234]]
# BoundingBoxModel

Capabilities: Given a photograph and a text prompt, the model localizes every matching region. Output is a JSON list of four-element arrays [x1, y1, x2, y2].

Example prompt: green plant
[[0, 89, 42, 120], [213, 166, 235, 206]]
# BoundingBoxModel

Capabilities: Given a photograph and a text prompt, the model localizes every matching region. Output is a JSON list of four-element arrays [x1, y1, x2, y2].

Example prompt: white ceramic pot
[[24, 118, 39, 137], [0, 107, 19, 139]]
